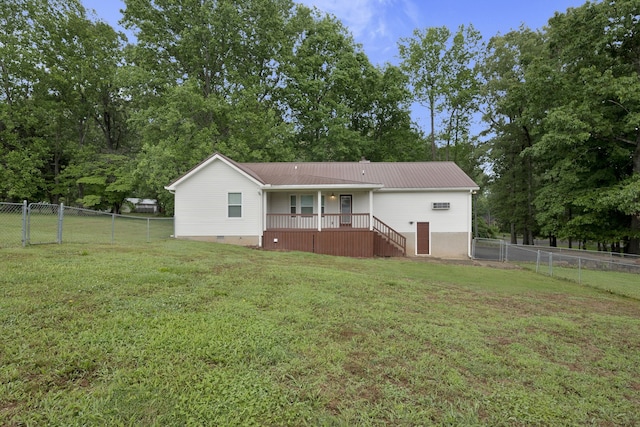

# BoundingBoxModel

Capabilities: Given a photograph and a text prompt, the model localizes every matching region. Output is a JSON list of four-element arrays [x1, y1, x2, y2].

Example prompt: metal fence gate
[[28, 202, 63, 245]]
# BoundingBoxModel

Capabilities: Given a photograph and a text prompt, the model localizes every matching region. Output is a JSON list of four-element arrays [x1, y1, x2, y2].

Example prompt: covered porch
[[263, 188, 375, 231], [261, 189, 405, 257]]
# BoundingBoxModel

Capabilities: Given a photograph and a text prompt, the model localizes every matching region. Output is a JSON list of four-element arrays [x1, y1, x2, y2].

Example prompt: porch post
[[262, 190, 267, 232], [369, 190, 373, 230], [317, 190, 322, 231]]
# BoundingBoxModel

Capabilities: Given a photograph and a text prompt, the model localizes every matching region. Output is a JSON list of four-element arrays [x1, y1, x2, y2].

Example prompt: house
[[164, 153, 479, 258], [124, 198, 158, 214]]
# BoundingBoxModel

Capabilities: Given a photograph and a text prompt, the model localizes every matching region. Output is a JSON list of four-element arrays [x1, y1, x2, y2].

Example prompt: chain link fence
[[1, 201, 174, 248], [473, 238, 640, 298], [0, 202, 27, 248]]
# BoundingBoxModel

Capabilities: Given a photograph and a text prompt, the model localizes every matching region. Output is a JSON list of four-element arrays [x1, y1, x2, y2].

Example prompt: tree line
[[1, 0, 638, 253]]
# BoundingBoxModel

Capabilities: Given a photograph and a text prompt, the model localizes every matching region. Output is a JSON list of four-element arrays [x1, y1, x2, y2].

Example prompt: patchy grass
[[1, 241, 639, 425]]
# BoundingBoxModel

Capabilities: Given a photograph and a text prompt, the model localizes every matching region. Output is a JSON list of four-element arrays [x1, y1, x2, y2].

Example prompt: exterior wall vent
[[432, 202, 450, 210]]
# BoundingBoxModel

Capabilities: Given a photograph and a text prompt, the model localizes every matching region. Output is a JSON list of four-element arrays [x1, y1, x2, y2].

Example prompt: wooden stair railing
[[372, 216, 406, 256]]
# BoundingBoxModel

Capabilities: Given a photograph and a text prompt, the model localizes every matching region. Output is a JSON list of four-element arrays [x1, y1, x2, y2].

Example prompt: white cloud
[[296, 0, 423, 65], [297, 0, 376, 38]]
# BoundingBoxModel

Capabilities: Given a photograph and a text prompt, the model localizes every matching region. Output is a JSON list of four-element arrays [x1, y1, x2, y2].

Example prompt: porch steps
[[374, 232, 406, 257], [372, 216, 406, 257]]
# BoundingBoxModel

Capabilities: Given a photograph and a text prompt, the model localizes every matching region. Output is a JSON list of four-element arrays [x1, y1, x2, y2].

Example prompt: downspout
[[468, 189, 474, 258], [261, 188, 267, 247]]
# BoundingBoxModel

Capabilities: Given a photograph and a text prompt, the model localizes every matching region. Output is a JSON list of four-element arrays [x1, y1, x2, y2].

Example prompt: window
[[321, 195, 325, 214], [228, 192, 242, 217], [300, 195, 314, 215], [290, 195, 296, 215], [432, 202, 450, 210]]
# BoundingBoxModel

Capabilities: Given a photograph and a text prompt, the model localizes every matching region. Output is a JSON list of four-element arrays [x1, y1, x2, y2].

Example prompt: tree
[[481, 28, 548, 244], [281, 11, 375, 161], [364, 65, 424, 162], [122, 0, 302, 195], [538, 0, 640, 252], [0, 0, 50, 201], [399, 25, 483, 161], [1, 0, 130, 208], [399, 26, 450, 160]]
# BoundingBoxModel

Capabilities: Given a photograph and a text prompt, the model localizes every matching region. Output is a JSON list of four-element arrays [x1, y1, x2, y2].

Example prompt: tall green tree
[[364, 65, 424, 162], [537, 0, 640, 252], [399, 26, 450, 160], [0, 0, 50, 201], [1, 0, 131, 208], [281, 12, 375, 161], [399, 24, 483, 162], [481, 28, 548, 244], [122, 0, 301, 202]]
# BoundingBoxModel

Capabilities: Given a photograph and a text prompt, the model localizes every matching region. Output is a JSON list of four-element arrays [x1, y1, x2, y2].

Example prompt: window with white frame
[[228, 192, 242, 217], [290, 195, 296, 215], [300, 195, 314, 215]]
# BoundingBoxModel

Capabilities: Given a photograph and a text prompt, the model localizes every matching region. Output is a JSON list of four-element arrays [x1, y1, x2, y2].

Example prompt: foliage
[[399, 24, 483, 164], [481, 1, 640, 252], [3, 0, 640, 251]]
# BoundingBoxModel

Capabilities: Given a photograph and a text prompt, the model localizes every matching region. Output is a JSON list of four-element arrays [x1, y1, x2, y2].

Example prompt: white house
[[164, 153, 479, 258]]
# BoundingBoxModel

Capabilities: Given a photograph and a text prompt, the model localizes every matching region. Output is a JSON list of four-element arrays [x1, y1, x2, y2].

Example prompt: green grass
[[0, 211, 173, 247], [519, 262, 640, 300], [1, 241, 639, 425]]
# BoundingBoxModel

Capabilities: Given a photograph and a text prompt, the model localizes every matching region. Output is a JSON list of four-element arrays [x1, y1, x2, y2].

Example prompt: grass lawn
[[516, 262, 640, 300], [0, 211, 173, 247], [1, 241, 639, 425]]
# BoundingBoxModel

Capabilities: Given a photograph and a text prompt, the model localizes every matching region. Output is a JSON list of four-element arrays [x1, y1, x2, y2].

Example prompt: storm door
[[340, 195, 352, 226]]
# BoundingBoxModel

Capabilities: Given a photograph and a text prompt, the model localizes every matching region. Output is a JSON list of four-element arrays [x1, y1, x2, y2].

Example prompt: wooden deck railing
[[373, 216, 406, 255], [266, 213, 370, 230]]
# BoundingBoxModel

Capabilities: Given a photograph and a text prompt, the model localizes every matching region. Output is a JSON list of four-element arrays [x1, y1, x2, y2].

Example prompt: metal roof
[[165, 153, 479, 191], [240, 161, 478, 189]]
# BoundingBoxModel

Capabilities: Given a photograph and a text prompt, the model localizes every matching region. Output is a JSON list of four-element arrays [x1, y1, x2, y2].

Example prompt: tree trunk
[[429, 96, 437, 160]]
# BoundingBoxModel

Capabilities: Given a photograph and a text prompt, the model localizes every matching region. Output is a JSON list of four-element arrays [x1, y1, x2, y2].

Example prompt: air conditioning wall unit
[[432, 202, 450, 210]]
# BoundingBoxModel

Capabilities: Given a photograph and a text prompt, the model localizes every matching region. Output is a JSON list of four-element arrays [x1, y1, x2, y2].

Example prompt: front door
[[340, 195, 352, 226], [417, 222, 430, 254]]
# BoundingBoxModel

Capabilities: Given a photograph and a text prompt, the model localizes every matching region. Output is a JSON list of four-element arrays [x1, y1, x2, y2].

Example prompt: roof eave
[[265, 183, 383, 191], [376, 186, 480, 192]]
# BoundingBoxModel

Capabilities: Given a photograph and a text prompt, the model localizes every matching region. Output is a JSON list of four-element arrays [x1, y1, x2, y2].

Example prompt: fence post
[[22, 200, 27, 247], [536, 250, 540, 273], [504, 242, 509, 262], [578, 258, 581, 285], [57, 203, 64, 244], [147, 218, 150, 243], [549, 252, 553, 277], [111, 214, 115, 244]]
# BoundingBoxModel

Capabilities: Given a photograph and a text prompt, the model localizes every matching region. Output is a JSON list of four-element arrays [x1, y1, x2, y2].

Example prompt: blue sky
[[296, 0, 587, 65], [83, 0, 587, 66]]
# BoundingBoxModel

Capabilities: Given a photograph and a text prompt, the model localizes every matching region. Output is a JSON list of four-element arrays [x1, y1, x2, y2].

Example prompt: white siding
[[373, 190, 472, 257], [174, 160, 262, 238]]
